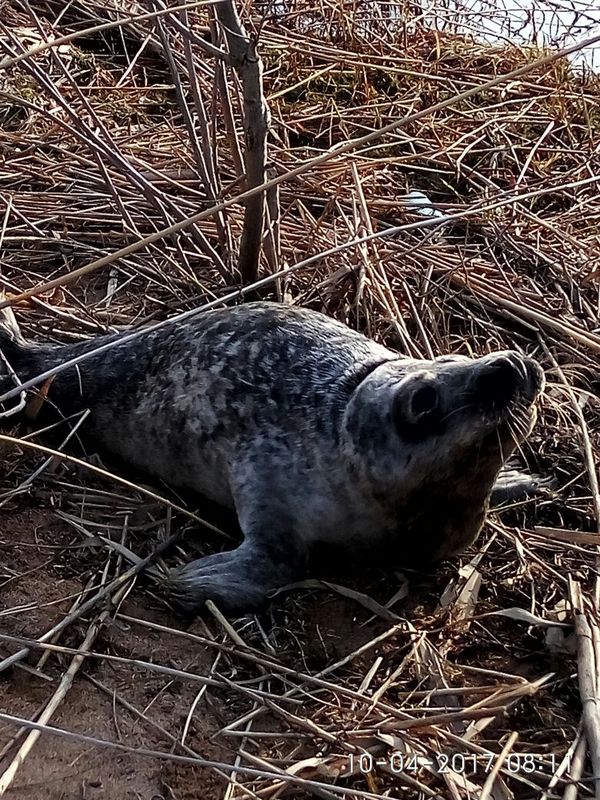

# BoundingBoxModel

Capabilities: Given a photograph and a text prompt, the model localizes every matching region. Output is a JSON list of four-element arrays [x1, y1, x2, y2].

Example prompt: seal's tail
[[0, 294, 30, 415], [0, 293, 26, 349]]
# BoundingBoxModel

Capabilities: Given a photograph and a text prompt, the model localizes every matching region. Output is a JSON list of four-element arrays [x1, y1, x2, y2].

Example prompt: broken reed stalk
[[214, 0, 269, 284], [570, 580, 600, 799]]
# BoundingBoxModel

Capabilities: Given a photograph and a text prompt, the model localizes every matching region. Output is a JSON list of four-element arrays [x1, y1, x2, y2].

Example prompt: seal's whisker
[[439, 403, 473, 424], [503, 412, 531, 466], [495, 427, 508, 468]]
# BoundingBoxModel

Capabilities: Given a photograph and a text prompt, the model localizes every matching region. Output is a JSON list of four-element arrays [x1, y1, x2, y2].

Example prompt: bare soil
[[1, 507, 227, 800], [1, 492, 388, 800]]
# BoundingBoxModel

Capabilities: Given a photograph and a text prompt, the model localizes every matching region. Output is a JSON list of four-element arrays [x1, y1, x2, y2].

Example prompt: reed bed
[[0, 1, 600, 797]]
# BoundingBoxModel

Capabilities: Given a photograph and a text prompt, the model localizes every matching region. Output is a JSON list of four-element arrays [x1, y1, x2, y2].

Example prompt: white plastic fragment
[[402, 190, 446, 219]]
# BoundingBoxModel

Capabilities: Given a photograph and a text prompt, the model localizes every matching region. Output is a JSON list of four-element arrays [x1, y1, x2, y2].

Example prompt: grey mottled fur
[[0, 302, 545, 614]]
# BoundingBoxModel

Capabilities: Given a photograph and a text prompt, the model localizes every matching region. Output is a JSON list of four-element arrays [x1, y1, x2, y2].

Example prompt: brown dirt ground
[[1, 507, 227, 800], [0, 493, 385, 800]]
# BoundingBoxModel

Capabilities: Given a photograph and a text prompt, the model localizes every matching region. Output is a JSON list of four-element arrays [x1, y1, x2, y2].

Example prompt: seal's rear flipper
[[491, 467, 554, 506]]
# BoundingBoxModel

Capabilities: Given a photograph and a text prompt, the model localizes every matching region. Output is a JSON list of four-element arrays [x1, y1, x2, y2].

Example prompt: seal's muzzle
[[469, 352, 544, 414]]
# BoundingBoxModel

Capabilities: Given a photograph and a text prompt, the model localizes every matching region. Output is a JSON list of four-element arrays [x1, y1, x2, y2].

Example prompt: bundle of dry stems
[[0, 1, 600, 797]]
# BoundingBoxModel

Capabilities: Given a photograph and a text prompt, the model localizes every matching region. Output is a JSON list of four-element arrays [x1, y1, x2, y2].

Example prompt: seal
[[0, 301, 544, 614]]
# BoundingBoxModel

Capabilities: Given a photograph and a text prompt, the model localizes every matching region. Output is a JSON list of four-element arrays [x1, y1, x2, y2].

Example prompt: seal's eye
[[394, 379, 442, 441], [410, 385, 438, 420]]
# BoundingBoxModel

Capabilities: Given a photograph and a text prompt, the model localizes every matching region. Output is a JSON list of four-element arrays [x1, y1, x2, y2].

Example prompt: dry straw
[[0, 1, 599, 798]]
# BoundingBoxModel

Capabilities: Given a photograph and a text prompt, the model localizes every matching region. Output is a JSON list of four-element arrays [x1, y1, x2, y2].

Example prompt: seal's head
[[343, 350, 544, 562]]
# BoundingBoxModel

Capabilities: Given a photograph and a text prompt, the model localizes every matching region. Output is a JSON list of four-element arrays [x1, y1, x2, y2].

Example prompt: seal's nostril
[[475, 357, 518, 408], [410, 384, 439, 420]]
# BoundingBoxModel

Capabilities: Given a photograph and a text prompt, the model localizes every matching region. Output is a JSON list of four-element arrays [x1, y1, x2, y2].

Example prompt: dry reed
[[0, 1, 599, 797]]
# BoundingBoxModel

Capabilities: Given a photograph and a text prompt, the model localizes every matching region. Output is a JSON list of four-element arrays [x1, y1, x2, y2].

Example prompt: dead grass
[[0, 1, 600, 798]]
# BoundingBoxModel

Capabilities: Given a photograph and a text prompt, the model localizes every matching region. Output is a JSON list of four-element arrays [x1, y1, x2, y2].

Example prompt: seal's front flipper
[[167, 539, 305, 616], [491, 467, 553, 506]]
